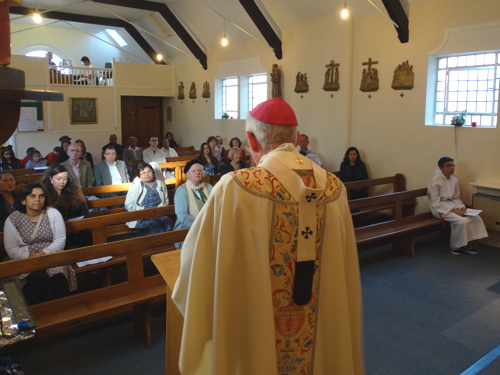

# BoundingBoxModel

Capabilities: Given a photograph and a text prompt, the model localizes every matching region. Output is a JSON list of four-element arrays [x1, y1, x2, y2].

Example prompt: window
[[222, 77, 239, 119], [26, 50, 63, 66], [217, 73, 268, 120], [248, 74, 268, 112], [428, 51, 499, 127]]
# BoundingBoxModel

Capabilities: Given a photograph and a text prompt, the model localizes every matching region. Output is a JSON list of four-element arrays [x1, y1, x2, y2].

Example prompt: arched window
[[25, 50, 63, 66]]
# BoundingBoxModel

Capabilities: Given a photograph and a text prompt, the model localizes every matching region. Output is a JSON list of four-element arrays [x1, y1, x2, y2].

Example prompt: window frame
[[426, 50, 499, 128], [215, 72, 268, 120]]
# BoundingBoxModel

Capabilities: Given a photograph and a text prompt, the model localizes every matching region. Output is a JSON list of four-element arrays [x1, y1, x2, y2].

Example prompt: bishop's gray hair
[[245, 114, 297, 151]]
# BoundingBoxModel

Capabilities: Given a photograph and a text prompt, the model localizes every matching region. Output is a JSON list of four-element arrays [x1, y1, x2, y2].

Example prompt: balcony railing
[[49, 66, 113, 87]]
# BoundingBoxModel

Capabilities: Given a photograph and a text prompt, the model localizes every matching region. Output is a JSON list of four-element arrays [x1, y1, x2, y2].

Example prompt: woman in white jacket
[[125, 162, 172, 236]]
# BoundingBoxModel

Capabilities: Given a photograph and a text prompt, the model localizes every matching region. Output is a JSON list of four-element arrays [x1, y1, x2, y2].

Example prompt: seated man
[[123, 136, 143, 178], [75, 56, 94, 85], [101, 134, 124, 159], [61, 143, 95, 188], [298, 133, 322, 166], [94, 146, 130, 198], [428, 156, 488, 255], [161, 138, 179, 158], [143, 135, 167, 164]]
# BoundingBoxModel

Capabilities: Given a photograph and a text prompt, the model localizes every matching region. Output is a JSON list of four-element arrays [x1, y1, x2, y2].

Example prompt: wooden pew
[[65, 205, 175, 245], [175, 146, 194, 153], [82, 183, 132, 197], [343, 173, 406, 200], [176, 147, 199, 157], [131, 157, 197, 179], [0, 229, 188, 347], [12, 173, 44, 186], [343, 173, 417, 226], [349, 188, 441, 257], [6, 168, 37, 176]]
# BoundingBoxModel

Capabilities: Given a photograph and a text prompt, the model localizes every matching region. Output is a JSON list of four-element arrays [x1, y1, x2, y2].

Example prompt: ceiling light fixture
[[156, 54, 163, 61], [340, 1, 349, 20], [221, 18, 228, 47], [33, 0, 42, 23]]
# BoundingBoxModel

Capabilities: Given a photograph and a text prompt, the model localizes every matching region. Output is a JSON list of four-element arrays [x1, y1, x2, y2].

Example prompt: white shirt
[[107, 161, 124, 184]]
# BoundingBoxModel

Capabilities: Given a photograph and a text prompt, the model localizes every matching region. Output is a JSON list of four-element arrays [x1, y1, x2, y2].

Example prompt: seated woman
[[165, 132, 178, 149], [174, 161, 213, 249], [339, 146, 369, 200], [4, 182, 77, 305], [0, 171, 17, 260], [43, 164, 91, 248], [1, 146, 20, 170], [219, 147, 246, 175], [196, 142, 219, 176], [125, 162, 173, 236], [228, 136, 246, 161]]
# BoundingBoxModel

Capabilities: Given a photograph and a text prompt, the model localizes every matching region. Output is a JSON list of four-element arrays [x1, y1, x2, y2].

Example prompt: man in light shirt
[[161, 138, 179, 158], [143, 135, 167, 164], [298, 134, 322, 166]]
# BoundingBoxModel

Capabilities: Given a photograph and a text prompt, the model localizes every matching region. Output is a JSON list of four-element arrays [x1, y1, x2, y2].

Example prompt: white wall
[[169, 0, 500, 208]]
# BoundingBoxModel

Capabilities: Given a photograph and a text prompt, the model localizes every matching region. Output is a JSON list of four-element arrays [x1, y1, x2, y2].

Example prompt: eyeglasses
[[150, 139, 158, 142], [443, 164, 456, 168], [68, 149, 81, 153], [104, 152, 116, 155]]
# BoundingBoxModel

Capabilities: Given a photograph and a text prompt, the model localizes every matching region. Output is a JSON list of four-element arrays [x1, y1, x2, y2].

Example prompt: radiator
[[472, 193, 500, 231]]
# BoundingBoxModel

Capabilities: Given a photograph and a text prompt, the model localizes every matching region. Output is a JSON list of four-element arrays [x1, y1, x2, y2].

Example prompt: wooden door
[[121, 96, 163, 149]]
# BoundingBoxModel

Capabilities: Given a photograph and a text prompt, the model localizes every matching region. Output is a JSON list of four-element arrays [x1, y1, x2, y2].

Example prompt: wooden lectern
[[151, 250, 182, 375]]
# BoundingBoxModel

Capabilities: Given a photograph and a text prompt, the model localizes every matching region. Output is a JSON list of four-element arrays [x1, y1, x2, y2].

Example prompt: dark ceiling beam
[[10, 7, 165, 64], [93, 0, 207, 70], [381, 0, 409, 43], [239, 0, 282, 59]]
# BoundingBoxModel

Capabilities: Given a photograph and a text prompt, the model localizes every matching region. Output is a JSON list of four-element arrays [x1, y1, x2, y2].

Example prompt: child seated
[[25, 149, 47, 169], [45, 146, 62, 164]]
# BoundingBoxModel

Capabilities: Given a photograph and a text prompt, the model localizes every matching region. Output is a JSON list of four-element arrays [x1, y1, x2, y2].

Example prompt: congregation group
[[0, 124, 485, 308], [0, 129, 373, 306]]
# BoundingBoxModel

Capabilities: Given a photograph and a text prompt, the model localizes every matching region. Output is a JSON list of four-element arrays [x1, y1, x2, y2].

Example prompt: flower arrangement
[[450, 111, 467, 127]]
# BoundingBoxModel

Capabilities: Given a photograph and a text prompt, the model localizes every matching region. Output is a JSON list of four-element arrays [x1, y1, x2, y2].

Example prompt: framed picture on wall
[[70, 97, 97, 124]]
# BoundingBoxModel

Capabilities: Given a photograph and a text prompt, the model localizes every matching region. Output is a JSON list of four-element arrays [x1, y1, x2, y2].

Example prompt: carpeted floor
[[9, 232, 500, 375]]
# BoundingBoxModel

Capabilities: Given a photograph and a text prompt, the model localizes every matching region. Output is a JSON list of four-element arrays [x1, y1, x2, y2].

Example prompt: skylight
[[106, 29, 127, 47]]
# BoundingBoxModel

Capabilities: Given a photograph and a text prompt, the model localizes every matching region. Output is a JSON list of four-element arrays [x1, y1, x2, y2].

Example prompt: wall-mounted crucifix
[[360, 58, 379, 92]]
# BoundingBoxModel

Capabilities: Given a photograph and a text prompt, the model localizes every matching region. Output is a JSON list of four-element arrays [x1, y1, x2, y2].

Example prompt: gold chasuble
[[173, 144, 364, 375]]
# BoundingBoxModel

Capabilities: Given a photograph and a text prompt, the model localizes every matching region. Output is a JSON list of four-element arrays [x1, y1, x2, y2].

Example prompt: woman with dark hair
[[56, 136, 71, 164], [196, 142, 219, 176], [125, 162, 172, 236], [229, 137, 246, 161], [165, 132, 178, 149], [0, 171, 17, 259], [4, 181, 76, 304], [43, 164, 89, 221], [43, 164, 90, 248], [0, 171, 17, 225], [339, 146, 369, 199], [207, 136, 221, 161], [0, 146, 20, 170]]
